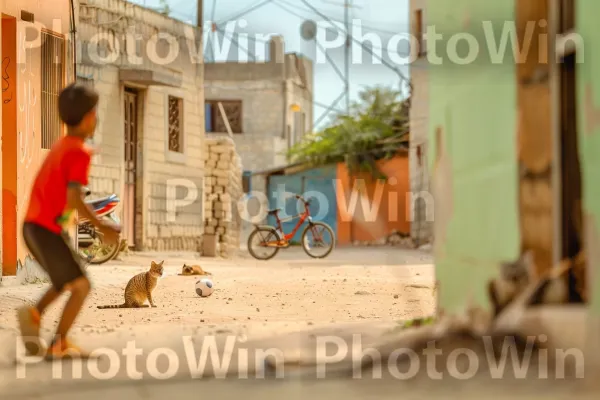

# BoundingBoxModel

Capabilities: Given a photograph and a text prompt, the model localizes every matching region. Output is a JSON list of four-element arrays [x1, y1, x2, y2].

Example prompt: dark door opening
[[558, 0, 585, 302], [123, 87, 138, 247]]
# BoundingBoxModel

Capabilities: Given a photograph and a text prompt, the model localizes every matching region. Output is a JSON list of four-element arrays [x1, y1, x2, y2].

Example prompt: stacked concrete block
[[203, 137, 243, 258]]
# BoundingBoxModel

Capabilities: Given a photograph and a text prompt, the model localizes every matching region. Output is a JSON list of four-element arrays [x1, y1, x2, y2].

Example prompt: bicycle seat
[[267, 208, 281, 215]]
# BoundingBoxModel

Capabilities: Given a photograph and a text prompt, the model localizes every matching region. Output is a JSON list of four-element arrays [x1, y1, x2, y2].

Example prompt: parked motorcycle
[[77, 187, 121, 265]]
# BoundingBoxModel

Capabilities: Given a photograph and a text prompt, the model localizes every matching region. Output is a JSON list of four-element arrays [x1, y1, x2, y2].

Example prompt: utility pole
[[344, 0, 350, 115], [195, 0, 203, 64], [197, 0, 203, 36]]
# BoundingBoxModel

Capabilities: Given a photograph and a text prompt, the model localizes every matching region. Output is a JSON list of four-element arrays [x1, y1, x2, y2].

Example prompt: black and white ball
[[195, 278, 214, 297]]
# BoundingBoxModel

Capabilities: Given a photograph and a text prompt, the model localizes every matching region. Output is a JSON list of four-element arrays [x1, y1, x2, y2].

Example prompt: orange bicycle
[[247, 194, 335, 260]]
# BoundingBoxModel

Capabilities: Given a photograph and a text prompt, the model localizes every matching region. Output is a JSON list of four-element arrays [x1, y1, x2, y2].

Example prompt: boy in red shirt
[[17, 83, 120, 359]]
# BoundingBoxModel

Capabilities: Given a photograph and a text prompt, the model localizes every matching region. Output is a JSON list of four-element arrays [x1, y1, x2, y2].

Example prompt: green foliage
[[286, 85, 410, 179], [158, 0, 171, 16]]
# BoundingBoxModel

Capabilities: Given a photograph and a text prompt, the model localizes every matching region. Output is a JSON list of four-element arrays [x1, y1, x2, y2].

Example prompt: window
[[167, 95, 183, 152], [41, 31, 65, 149], [205, 100, 242, 133], [414, 9, 424, 57]]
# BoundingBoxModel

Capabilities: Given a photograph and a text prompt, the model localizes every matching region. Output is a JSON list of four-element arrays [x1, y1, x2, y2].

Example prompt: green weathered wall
[[577, 0, 600, 313], [428, 0, 520, 312]]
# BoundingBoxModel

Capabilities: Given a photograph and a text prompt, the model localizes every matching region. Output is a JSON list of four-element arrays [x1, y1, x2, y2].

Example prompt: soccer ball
[[195, 278, 214, 297]]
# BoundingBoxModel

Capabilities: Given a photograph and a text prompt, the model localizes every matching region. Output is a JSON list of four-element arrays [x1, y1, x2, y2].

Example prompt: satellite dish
[[300, 20, 317, 40]]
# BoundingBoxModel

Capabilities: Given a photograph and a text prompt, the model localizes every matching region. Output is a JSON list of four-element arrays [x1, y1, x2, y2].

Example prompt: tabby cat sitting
[[97, 260, 164, 309]]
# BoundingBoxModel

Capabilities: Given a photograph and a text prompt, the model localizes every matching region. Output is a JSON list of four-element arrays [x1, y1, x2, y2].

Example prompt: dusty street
[[0, 247, 593, 399], [0, 247, 434, 359]]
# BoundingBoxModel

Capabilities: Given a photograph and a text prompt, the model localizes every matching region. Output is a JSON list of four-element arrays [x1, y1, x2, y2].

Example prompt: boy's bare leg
[[18, 287, 60, 356], [47, 276, 91, 358], [55, 277, 90, 338], [36, 287, 60, 314]]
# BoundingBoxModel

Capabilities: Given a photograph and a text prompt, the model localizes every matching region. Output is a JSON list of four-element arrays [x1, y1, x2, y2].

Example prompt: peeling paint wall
[[577, 1, 600, 315], [428, 1, 520, 312], [430, 0, 600, 317]]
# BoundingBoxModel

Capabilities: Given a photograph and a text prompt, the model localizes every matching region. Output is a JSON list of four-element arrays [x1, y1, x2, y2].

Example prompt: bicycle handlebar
[[295, 194, 310, 204]]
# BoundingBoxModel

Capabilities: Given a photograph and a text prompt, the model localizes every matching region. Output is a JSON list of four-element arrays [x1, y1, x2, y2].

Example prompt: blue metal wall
[[267, 165, 337, 243]]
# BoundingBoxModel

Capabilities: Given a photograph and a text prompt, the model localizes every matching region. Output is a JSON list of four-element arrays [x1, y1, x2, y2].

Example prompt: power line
[[276, 0, 405, 36], [272, 0, 410, 56], [215, 26, 256, 61], [315, 40, 346, 84], [314, 99, 344, 114], [299, 0, 410, 92], [313, 91, 346, 127], [272, 0, 406, 123], [207, 0, 218, 61], [216, 0, 274, 25], [210, 0, 218, 21], [343, 0, 350, 114]]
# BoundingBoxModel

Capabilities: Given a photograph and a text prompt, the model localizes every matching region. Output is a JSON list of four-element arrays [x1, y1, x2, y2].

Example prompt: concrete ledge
[[120, 69, 183, 87]]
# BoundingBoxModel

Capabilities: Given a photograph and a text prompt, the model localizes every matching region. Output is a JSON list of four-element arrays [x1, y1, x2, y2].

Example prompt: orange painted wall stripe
[[2, 16, 18, 275], [336, 155, 411, 245]]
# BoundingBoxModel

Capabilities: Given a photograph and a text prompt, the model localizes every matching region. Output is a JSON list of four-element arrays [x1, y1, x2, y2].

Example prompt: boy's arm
[[64, 149, 104, 228], [67, 186, 103, 227]]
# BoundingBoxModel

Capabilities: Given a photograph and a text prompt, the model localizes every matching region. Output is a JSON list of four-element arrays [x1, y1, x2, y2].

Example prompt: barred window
[[205, 100, 242, 133], [167, 95, 183, 152], [41, 31, 65, 149]]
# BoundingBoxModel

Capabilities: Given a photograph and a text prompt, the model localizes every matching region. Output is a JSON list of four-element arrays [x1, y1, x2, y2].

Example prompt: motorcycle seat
[[86, 194, 119, 208]]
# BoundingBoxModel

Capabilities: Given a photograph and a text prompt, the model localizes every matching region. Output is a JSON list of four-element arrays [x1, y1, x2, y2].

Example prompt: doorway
[[557, 0, 584, 302], [123, 88, 138, 246]]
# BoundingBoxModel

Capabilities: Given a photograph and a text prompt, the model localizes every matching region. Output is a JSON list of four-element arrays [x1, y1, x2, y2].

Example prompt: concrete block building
[[77, 0, 206, 251], [204, 36, 313, 195]]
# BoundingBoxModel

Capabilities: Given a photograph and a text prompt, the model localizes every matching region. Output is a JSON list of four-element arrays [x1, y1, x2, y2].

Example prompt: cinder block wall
[[143, 81, 204, 251], [202, 137, 243, 257]]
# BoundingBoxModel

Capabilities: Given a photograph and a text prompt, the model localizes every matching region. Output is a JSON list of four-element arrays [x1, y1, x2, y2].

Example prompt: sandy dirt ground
[[0, 247, 435, 352], [1, 248, 596, 398]]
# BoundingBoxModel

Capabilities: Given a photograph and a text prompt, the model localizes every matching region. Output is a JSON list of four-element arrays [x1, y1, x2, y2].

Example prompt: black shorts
[[22, 222, 86, 291]]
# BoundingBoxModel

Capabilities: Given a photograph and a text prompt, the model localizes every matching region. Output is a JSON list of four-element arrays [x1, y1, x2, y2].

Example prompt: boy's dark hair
[[58, 83, 99, 127]]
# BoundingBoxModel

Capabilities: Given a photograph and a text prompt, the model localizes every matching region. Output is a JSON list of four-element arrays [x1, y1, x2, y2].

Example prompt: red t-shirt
[[25, 135, 92, 234]]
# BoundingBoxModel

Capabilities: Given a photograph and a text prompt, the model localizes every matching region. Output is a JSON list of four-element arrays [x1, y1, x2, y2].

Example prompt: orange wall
[[1, 3, 71, 275], [336, 155, 411, 245], [2, 15, 17, 275], [15, 20, 47, 269]]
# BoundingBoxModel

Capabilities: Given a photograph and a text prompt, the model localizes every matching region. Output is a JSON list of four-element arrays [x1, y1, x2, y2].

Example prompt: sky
[[130, 0, 410, 129]]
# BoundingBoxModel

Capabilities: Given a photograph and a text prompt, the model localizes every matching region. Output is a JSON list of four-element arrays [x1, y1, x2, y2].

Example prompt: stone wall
[[202, 137, 243, 258]]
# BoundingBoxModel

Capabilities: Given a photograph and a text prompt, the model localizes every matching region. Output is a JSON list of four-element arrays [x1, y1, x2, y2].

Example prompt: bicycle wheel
[[247, 226, 281, 260], [301, 221, 335, 259], [79, 233, 120, 265]]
